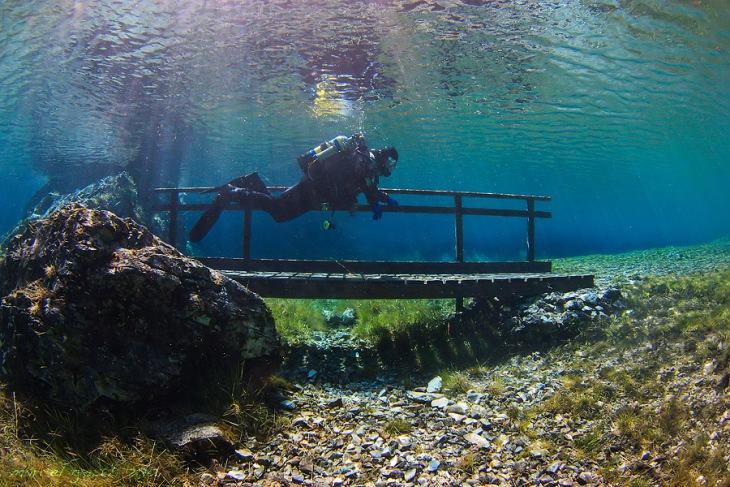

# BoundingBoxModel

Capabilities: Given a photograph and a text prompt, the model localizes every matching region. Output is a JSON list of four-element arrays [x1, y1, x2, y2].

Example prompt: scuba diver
[[189, 133, 399, 242]]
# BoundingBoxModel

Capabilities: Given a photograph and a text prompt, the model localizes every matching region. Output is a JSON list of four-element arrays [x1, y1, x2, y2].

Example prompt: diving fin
[[189, 198, 226, 242], [192, 172, 269, 242], [201, 172, 270, 195]]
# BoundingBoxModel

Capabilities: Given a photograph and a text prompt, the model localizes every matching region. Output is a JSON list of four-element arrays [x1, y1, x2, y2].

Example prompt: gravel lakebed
[[200, 240, 730, 487]]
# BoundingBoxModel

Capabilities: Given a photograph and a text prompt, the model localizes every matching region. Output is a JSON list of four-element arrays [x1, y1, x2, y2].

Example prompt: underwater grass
[[266, 297, 453, 345], [265, 299, 328, 344], [0, 359, 290, 486], [0, 387, 192, 486]]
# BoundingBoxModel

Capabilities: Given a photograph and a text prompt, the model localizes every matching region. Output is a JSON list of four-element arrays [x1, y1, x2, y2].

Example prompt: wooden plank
[[199, 258, 552, 274], [229, 272, 594, 299]]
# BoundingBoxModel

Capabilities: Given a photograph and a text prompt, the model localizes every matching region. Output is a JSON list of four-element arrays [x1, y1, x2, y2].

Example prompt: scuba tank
[[297, 134, 365, 175]]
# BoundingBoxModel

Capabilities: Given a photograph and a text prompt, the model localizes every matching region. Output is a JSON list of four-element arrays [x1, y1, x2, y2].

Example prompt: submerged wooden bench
[[154, 186, 594, 303]]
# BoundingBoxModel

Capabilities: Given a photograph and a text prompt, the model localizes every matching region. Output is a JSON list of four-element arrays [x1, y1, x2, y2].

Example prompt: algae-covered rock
[[28, 171, 143, 222], [0, 204, 279, 410], [3, 172, 145, 250]]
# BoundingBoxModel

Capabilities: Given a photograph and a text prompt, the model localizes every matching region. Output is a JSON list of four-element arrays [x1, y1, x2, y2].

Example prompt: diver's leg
[[267, 181, 317, 222], [190, 184, 273, 242]]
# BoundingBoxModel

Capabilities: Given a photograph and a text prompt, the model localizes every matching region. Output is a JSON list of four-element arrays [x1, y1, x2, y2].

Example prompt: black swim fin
[[189, 198, 225, 242], [201, 172, 270, 195]]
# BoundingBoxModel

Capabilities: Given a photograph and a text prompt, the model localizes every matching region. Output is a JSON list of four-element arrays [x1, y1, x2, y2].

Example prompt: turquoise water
[[1, 0, 729, 260]]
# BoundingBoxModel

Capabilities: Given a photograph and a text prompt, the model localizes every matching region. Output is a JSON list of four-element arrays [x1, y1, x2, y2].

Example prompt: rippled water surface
[[1, 0, 729, 257]]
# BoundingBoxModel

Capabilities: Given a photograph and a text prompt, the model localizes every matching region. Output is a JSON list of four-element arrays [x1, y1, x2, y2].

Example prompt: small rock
[[405, 469, 417, 482], [464, 432, 490, 449], [577, 471, 596, 485], [235, 448, 254, 461], [225, 470, 246, 481], [466, 392, 484, 403], [427, 460, 440, 472], [327, 398, 344, 408], [717, 372, 729, 391], [406, 391, 444, 403], [446, 402, 468, 415], [427, 376, 443, 393], [292, 417, 309, 428], [431, 397, 450, 409], [448, 413, 466, 423], [546, 462, 561, 474], [397, 435, 413, 448], [308, 369, 318, 380], [279, 399, 297, 411]]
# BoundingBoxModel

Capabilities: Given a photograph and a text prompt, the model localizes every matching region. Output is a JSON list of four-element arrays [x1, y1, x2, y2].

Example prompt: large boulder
[[0, 204, 279, 411], [3, 172, 145, 250]]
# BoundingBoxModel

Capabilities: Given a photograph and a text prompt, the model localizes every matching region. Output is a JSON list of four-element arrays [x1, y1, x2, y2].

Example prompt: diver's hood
[[373, 146, 398, 176]]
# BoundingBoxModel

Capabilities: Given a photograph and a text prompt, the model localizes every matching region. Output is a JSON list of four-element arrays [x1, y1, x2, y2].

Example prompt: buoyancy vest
[[297, 134, 367, 179]]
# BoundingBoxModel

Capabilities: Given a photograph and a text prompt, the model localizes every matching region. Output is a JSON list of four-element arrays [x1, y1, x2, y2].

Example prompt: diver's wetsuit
[[232, 148, 389, 223], [189, 137, 395, 242]]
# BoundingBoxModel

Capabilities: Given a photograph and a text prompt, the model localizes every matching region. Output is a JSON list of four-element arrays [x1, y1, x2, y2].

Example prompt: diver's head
[[373, 146, 398, 177]]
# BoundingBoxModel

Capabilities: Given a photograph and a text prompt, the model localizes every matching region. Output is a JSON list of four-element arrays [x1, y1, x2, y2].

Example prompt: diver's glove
[[371, 201, 383, 220], [385, 196, 399, 207]]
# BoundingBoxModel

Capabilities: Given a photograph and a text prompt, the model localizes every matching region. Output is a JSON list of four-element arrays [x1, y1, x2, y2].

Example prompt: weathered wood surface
[[222, 270, 595, 299], [198, 258, 552, 274]]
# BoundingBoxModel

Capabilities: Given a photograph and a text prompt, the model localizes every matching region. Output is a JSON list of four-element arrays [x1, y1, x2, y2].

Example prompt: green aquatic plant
[[265, 298, 453, 346], [485, 377, 507, 397], [573, 427, 603, 456], [0, 385, 193, 486], [613, 406, 658, 449], [265, 298, 327, 344], [455, 451, 478, 474], [383, 418, 412, 436], [349, 299, 453, 342], [666, 433, 730, 487], [657, 396, 689, 437], [440, 370, 474, 395], [534, 376, 607, 419]]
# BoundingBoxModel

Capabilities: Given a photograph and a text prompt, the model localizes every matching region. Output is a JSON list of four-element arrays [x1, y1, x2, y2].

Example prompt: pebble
[[431, 397, 450, 408], [427, 376, 443, 393], [191, 265, 730, 486], [406, 391, 443, 403], [327, 397, 343, 408], [234, 448, 254, 461], [280, 399, 297, 410], [446, 402, 469, 415], [225, 470, 246, 481], [577, 471, 597, 484], [397, 435, 412, 448], [464, 432, 491, 449]]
